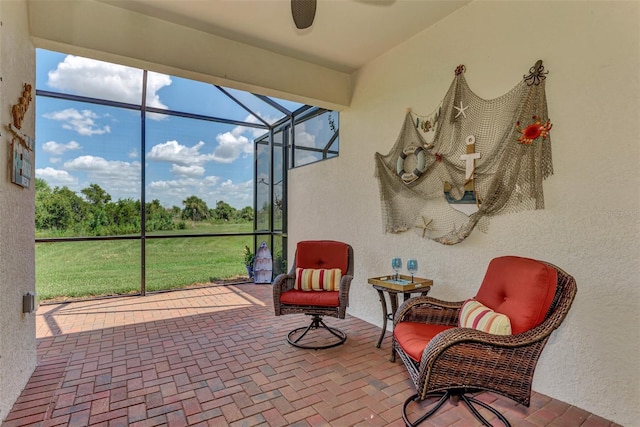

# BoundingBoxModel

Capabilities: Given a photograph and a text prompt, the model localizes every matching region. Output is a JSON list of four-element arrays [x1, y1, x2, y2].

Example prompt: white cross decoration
[[460, 135, 480, 182]]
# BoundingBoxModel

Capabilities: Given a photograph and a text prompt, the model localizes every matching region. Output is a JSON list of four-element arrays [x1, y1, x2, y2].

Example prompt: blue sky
[[35, 49, 304, 209]]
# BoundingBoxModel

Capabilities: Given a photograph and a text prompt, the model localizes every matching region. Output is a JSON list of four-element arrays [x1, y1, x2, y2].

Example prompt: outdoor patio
[[2, 283, 618, 427]]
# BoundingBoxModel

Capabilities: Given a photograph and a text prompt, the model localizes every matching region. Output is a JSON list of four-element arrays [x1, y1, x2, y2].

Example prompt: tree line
[[35, 178, 253, 237]]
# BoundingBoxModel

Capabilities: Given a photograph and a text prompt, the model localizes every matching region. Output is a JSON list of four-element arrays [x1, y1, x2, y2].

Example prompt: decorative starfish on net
[[415, 216, 434, 238]]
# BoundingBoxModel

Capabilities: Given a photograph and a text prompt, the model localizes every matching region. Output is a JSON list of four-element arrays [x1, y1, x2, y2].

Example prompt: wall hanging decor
[[6, 83, 35, 188], [374, 61, 553, 245]]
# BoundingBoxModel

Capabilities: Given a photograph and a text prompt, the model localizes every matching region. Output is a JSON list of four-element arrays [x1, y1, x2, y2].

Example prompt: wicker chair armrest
[[339, 274, 353, 307], [419, 326, 550, 373], [272, 273, 295, 315], [273, 273, 295, 294], [394, 296, 465, 326], [411, 326, 556, 404]]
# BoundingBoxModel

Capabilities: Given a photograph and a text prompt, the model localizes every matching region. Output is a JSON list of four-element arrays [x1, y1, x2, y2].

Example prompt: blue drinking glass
[[391, 257, 402, 281], [407, 258, 418, 283]]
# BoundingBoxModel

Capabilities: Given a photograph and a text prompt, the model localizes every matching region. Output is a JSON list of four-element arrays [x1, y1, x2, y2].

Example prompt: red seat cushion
[[475, 256, 557, 334], [280, 289, 339, 307], [295, 240, 349, 273], [394, 322, 455, 362]]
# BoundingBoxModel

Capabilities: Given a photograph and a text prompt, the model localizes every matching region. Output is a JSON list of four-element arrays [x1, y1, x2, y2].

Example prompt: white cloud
[[35, 167, 77, 186], [42, 140, 81, 155], [47, 56, 171, 111], [146, 140, 217, 166], [63, 155, 141, 200], [146, 177, 252, 209], [294, 152, 321, 167], [64, 155, 140, 176], [238, 114, 273, 139], [43, 109, 111, 136], [146, 136, 252, 166], [148, 176, 219, 191], [295, 122, 316, 148], [146, 71, 172, 110], [212, 131, 251, 163], [147, 176, 220, 207], [171, 164, 205, 177], [219, 178, 252, 194], [205, 114, 265, 163], [215, 179, 253, 208]]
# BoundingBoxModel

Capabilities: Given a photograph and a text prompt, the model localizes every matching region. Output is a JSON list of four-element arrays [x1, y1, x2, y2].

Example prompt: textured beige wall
[[288, 1, 639, 425], [0, 0, 37, 422]]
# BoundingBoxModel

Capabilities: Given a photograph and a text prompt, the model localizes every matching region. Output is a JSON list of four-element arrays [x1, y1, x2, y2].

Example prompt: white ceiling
[[99, 0, 470, 73]]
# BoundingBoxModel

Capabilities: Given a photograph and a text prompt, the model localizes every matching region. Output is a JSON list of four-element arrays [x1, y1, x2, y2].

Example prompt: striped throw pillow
[[294, 268, 342, 291], [458, 299, 512, 335]]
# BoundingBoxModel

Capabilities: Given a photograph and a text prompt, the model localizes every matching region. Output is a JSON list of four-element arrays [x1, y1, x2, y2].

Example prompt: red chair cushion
[[280, 289, 340, 307], [394, 322, 455, 362], [295, 240, 349, 273], [475, 256, 557, 334]]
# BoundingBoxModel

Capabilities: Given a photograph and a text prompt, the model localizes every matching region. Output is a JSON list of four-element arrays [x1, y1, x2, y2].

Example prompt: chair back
[[475, 256, 559, 334], [293, 240, 351, 275]]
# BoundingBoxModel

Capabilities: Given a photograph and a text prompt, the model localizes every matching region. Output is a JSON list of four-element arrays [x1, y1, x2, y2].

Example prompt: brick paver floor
[[2, 283, 620, 426]]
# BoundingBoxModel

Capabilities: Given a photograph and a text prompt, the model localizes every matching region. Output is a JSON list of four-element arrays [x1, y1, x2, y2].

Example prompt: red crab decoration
[[516, 116, 552, 145]]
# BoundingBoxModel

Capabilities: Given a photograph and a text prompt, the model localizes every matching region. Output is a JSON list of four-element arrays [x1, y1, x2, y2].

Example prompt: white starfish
[[454, 101, 468, 118]]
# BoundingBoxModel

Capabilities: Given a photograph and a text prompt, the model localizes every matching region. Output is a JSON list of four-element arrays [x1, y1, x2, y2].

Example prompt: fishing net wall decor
[[374, 61, 553, 245]]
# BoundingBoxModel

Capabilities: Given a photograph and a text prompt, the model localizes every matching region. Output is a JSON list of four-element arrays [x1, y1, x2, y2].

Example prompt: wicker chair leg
[[402, 392, 449, 426], [460, 394, 511, 427], [402, 391, 511, 427], [287, 314, 346, 350]]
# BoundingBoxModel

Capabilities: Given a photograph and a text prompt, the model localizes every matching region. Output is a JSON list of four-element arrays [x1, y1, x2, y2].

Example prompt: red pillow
[[475, 256, 557, 334]]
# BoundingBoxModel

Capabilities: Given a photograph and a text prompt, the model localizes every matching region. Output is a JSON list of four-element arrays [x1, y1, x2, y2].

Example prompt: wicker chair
[[393, 256, 577, 427], [273, 240, 354, 349]]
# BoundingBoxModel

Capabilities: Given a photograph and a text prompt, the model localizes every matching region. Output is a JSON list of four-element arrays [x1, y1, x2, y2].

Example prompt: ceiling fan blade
[[291, 0, 317, 29]]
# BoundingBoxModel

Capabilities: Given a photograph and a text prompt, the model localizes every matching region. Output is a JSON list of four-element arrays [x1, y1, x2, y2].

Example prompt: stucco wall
[[289, 1, 639, 425], [0, 0, 37, 421]]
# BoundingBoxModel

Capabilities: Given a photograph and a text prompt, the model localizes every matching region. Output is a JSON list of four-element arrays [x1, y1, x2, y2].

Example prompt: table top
[[368, 275, 433, 292]]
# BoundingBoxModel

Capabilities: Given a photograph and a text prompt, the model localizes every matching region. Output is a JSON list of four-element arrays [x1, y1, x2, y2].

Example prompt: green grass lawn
[[36, 223, 257, 301]]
